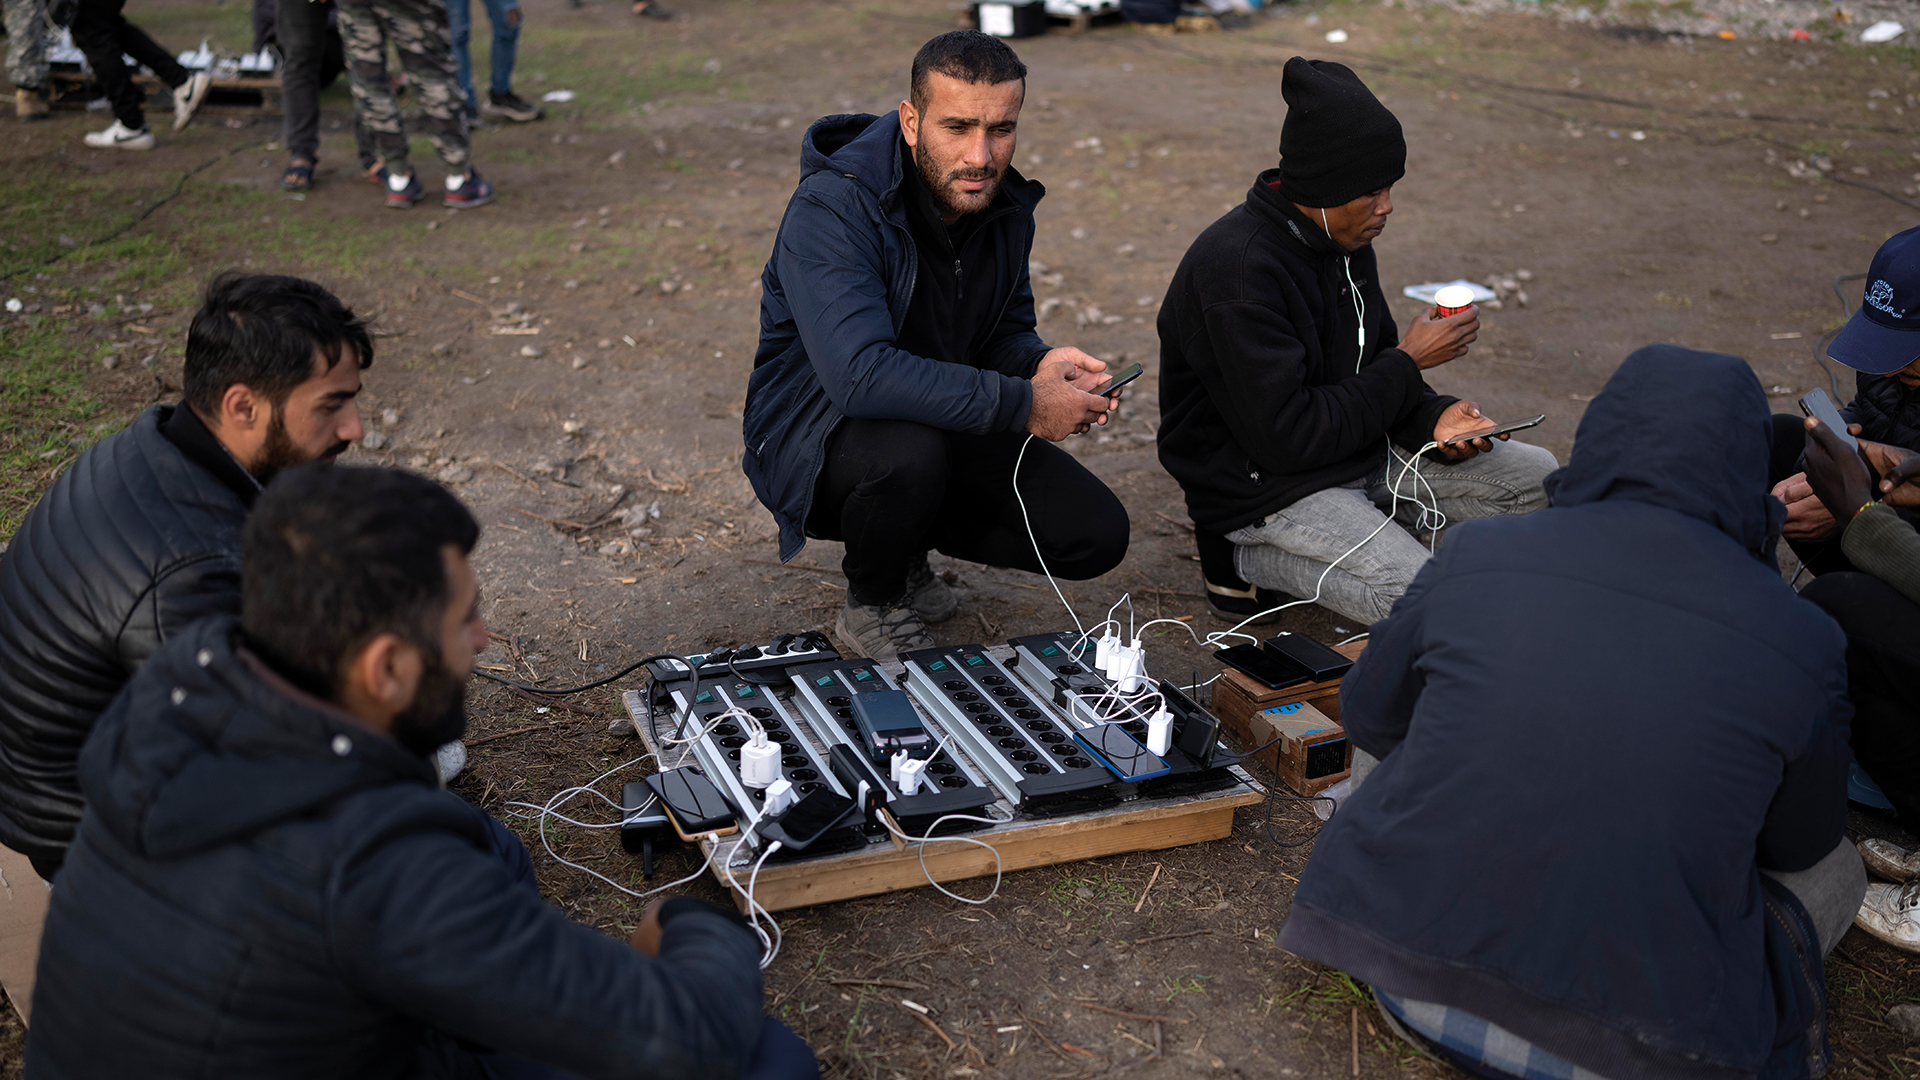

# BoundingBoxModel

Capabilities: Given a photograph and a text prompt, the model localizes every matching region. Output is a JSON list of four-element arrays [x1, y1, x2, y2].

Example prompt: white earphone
[[1323, 207, 1366, 363]]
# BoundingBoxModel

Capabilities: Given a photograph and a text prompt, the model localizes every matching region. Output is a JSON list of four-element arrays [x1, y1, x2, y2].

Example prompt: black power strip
[[645, 632, 839, 694]]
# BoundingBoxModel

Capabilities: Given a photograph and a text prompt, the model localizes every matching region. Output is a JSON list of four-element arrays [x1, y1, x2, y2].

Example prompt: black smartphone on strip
[[1262, 632, 1354, 683], [1215, 644, 1309, 690], [1798, 388, 1858, 450], [1443, 414, 1546, 448], [645, 767, 739, 840], [1074, 723, 1172, 782], [1102, 362, 1145, 398], [754, 789, 859, 852]]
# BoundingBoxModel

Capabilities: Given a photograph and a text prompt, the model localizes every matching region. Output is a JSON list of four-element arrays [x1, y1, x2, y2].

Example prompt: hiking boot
[[172, 70, 211, 131], [481, 89, 544, 123], [1862, 838, 1920, 883], [835, 589, 933, 662], [444, 168, 495, 209], [1855, 881, 1920, 953], [385, 169, 425, 208], [904, 553, 958, 624], [1206, 580, 1290, 626], [83, 120, 155, 150], [15, 86, 50, 122]]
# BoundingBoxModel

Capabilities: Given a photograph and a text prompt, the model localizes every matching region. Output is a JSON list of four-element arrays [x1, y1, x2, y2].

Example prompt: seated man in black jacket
[[0, 272, 369, 881], [1770, 225, 1920, 575], [1281, 347, 1863, 1080], [746, 31, 1126, 660], [29, 465, 816, 1080], [1157, 58, 1555, 628], [1796, 414, 1920, 949]]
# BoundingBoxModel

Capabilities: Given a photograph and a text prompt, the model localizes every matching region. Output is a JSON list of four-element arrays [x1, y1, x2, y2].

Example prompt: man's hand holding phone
[[1801, 415, 1879, 528], [1432, 401, 1506, 460], [1028, 348, 1114, 440]]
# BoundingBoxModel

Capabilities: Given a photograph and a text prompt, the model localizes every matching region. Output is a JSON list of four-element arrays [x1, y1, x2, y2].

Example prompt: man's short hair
[[242, 465, 479, 698], [183, 273, 373, 418], [910, 30, 1028, 110]]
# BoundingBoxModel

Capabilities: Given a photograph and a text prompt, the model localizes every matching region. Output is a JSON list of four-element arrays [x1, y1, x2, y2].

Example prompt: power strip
[[646, 632, 839, 693]]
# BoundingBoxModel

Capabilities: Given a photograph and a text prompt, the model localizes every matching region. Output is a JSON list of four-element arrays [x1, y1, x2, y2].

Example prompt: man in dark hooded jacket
[[0, 272, 370, 881], [1156, 58, 1555, 628], [745, 31, 1127, 660], [1279, 346, 1863, 1080], [27, 465, 815, 1080]]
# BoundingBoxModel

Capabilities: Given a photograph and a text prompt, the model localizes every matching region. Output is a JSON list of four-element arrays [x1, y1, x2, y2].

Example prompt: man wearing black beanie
[[1156, 57, 1555, 628]]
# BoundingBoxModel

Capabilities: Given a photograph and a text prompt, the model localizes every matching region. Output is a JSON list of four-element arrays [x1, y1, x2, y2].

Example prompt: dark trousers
[[274, 0, 330, 162], [806, 419, 1129, 607], [1768, 414, 1858, 576], [1800, 571, 1920, 835], [70, 0, 186, 130]]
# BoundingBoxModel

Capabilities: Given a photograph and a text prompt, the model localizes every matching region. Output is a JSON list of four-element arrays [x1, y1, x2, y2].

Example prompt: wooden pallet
[[47, 67, 282, 113], [621, 688, 1264, 914]]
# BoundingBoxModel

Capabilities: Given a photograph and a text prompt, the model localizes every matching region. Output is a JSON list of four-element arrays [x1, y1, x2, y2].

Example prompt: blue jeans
[[446, 0, 517, 105], [1227, 440, 1557, 626]]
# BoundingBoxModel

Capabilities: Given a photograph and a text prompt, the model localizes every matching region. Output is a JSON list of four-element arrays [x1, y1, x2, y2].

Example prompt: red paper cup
[[1433, 285, 1477, 318]]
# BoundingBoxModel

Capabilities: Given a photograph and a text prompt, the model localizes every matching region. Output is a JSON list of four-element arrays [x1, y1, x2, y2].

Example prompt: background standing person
[[447, 0, 542, 122], [259, 0, 358, 191], [6, 0, 49, 121], [68, 0, 209, 149], [337, 0, 495, 208]]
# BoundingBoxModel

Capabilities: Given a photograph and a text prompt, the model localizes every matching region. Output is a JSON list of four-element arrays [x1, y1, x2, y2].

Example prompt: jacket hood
[[799, 111, 1042, 215], [1544, 344, 1785, 562], [78, 617, 438, 859]]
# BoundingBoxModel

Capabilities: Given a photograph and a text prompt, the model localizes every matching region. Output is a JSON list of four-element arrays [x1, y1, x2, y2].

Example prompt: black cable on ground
[[1230, 732, 1339, 849], [1, 136, 270, 282]]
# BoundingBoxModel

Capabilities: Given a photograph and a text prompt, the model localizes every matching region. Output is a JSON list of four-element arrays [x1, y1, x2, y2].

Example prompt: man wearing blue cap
[[1770, 225, 1920, 575]]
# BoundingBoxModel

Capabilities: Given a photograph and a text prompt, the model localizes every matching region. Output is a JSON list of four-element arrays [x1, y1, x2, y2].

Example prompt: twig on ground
[[491, 462, 541, 488], [904, 1007, 956, 1052], [1079, 1003, 1190, 1025], [1153, 511, 1195, 532], [1134, 929, 1209, 945], [510, 506, 595, 530], [465, 724, 547, 748], [743, 558, 843, 574], [827, 977, 926, 991], [1134, 863, 1162, 913]]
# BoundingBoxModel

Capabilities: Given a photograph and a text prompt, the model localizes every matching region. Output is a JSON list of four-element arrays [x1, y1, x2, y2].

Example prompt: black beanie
[[1276, 57, 1407, 208]]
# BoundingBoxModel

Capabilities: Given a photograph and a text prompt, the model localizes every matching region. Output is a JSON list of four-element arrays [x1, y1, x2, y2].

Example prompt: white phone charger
[[762, 777, 796, 816], [1117, 638, 1148, 693], [739, 733, 781, 789], [1095, 633, 1117, 677], [890, 749, 911, 788], [897, 757, 927, 797], [1146, 707, 1173, 757]]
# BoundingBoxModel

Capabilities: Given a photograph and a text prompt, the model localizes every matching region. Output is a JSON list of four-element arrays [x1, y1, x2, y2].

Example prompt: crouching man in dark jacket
[[27, 466, 816, 1080], [1156, 58, 1555, 628], [1280, 346, 1864, 1080], [745, 31, 1127, 660], [0, 272, 369, 881]]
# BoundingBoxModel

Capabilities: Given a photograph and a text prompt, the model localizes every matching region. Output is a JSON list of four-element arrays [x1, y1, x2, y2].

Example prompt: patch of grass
[[1162, 974, 1213, 1002], [0, 320, 121, 539]]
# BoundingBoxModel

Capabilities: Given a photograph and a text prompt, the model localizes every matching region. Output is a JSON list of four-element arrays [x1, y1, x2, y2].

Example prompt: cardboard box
[[1212, 638, 1363, 796]]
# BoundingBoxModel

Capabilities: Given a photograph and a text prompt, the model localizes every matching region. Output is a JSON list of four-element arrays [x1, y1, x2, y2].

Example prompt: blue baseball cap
[[1831, 225, 1920, 376]]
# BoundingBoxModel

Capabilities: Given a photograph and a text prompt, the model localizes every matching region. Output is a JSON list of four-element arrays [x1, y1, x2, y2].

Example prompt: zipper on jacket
[[955, 259, 964, 301]]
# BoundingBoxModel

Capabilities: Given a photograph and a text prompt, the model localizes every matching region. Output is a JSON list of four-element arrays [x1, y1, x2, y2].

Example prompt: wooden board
[[621, 689, 1264, 914]]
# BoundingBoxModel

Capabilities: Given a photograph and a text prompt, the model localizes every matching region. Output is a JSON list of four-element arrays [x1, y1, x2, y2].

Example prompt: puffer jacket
[[1843, 370, 1920, 450], [0, 404, 249, 874], [27, 618, 767, 1079]]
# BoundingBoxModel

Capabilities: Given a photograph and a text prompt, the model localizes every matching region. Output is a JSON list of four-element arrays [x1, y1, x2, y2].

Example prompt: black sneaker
[[482, 90, 545, 123], [1205, 580, 1290, 626]]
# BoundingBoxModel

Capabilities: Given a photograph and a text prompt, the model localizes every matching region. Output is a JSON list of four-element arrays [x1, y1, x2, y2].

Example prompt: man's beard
[[389, 650, 470, 757], [913, 140, 1002, 220], [249, 412, 353, 485]]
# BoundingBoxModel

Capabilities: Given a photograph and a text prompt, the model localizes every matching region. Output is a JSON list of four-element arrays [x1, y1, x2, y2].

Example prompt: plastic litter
[[542, 90, 577, 102], [1402, 280, 1497, 306], [1861, 21, 1904, 44]]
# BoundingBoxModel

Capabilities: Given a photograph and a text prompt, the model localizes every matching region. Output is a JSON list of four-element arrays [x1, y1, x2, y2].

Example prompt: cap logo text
[[1866, 279, 1907, 318]]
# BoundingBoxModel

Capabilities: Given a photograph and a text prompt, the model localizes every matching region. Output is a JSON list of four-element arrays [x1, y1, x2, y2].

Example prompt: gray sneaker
[[1862, 838, 1920, 883], [904, 552, 958, 624], [835, 589, 933, 661]]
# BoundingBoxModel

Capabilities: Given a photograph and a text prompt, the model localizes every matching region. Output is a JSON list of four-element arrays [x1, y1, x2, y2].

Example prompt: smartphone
[[1443, 414, 1547, 448], [645, 767, 739, 840], [1798, 388, 1858, 450], [1215, 644, 1310, 690], [1102, 362, 1145, 398], [1074, 723, 1172, 782], [1262, 632, 1354, 683], [754, 788, 859, 852]]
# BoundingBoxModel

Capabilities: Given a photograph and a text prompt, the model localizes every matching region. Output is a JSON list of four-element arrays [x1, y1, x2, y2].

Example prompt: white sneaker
[[1861, 838, 1920, 883], [83, 121, 155, 150], [172, 70, 211, 131], [433, 739, 467, 784], [1855, 881, 1920, 953]]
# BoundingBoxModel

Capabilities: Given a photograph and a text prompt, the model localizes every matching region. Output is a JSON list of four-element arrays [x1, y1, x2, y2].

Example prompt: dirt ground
[[3, 0, 1920, 1074]]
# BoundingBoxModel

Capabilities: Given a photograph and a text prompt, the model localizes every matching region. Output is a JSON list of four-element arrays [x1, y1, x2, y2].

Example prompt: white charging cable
[[1013, 433, 1088, 639], [504, 753, 721, 902], [720, 841, 784, 970]]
